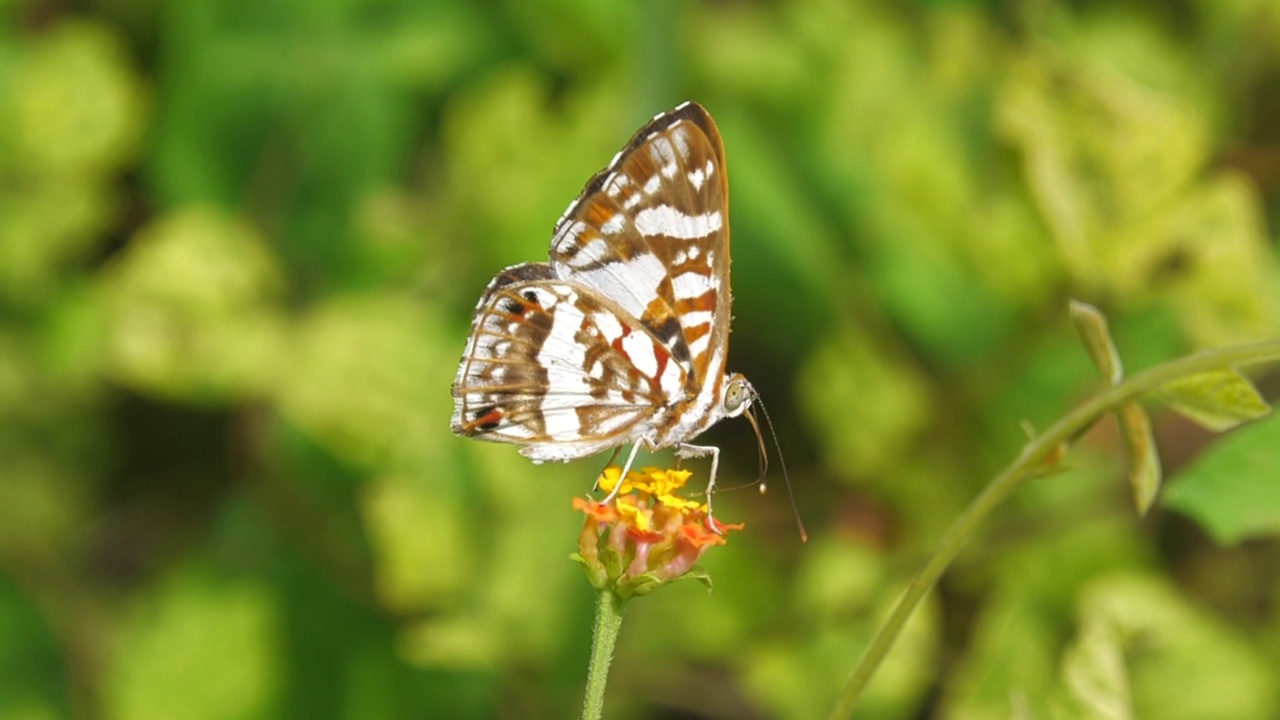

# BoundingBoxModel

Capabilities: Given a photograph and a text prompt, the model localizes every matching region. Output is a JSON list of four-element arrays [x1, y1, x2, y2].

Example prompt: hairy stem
[[583, 590, 626, 720], [828, 340, 1280, 719]]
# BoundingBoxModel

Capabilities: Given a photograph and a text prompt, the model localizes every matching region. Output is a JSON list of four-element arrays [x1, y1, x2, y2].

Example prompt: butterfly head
[[721, 373, 756, 418]]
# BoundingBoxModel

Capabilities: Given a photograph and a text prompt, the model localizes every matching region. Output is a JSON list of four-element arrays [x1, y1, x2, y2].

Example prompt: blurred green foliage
[[2, 0, 1280, 718]]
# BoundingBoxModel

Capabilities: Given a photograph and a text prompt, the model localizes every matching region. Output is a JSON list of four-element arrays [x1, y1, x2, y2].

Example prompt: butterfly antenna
[[748, 397, 807, 543]]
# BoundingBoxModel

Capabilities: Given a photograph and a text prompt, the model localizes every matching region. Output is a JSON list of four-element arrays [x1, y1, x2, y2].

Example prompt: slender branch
[[582, 590, 627, 720], [828, 340, 1280, 719]]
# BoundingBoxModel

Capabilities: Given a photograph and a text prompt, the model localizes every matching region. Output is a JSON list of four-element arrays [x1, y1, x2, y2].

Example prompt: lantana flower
[[572, 466, 744, 598]]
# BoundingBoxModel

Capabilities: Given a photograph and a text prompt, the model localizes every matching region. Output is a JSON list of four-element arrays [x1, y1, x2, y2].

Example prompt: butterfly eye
[[723, 376, 752, 416]]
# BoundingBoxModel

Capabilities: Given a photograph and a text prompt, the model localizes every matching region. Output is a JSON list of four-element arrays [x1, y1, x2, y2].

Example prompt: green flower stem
[[828, 340, 1280, 719], [582, 589, 627, 720]]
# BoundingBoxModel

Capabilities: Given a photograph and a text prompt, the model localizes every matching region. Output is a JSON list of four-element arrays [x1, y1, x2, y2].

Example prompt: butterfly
[[450, 101, 758, 498]]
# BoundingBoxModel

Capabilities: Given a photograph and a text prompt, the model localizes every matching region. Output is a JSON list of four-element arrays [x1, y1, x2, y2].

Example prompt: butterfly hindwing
[[451, 265, 687, 461]]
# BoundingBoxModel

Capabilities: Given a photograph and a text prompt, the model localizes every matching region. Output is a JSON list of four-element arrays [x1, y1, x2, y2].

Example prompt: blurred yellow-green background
[[4, 0, 1280, 717]]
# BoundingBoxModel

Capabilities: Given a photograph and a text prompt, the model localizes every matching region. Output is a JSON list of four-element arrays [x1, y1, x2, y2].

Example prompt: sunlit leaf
[[361, 474, 471, 613], [0, 20, 146, 305], [939, 592, 1065, 719], [99, 208, 286, 403], [808, 8, 1033, 365], [372, 5, 495, 89], [991, 31, 1280, 349], [1118, 402, 1161, 515], [442, 72, 627, 271], [793, 537, 886, 619], [797, 321, 931, 481], [395, 444, 582, 672], [1071, 573, 1275, 719], [11, 20, 146, 175], [742, 576, 939, 720], [996, 47, 1210, 291], [1070, 300, 1124, 384], [940, 506, 1149, 719], [275, 293, 457, 470], [1152, 368, 1270, 432], [105, 570, 279, 719], [399, 615, 499, 669], [1111, 173, 1280, 347], [1164, 412, 1280, 543], [1061, 618, 1132, 720]]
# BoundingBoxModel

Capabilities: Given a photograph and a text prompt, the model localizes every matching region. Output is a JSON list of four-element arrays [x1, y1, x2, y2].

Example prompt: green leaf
[[1070, 573, 1276, 719], [940, 509, 1149, 719], [274, 293, 454, 469], [1070, 300, 1124, 384], [1164, 412, 1280, 543], [12, 20, 146, 175], [1118, 402, 1162, 516], [623, 573, 663, 598], [105, 569, 279, 719], [798, 320, 931, 481], [99, 208, 286, 403], [680, 567, 715, 595], [362, 474, 471, 612], [572, 553, 609, 591], [995, 46, 1210, 289], [1, 20, 147, 306], [1061, 618, 1132, 720], [1121, 175, 1280, 347], [0, 576, 70, 714], [1152, 368, 1271, 432]]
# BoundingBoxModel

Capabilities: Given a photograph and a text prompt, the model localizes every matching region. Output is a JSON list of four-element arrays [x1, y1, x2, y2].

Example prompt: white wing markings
[[534, 289, 590, 441], [634, 206, 722, 240], [671, 271, 713, 301]]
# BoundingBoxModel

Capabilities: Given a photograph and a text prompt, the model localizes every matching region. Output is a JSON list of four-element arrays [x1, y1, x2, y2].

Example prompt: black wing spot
[[522, 290, 539, 303], [504, 298, 525, 315], [652, 316, 692, 365], [473, 406, 502, 431], [652, 316, 681, 342]]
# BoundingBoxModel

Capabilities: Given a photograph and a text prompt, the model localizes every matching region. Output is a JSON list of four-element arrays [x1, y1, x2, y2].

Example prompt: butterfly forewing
[[549, 103, 730, 396]]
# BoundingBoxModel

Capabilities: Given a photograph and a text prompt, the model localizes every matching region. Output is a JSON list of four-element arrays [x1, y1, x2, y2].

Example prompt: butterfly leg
[[675, 443, 721, 527], [591, 446, 623, 492], [602, 437, 654, 504]]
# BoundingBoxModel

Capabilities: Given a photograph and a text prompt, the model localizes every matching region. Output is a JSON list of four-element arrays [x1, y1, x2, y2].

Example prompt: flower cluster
[[572, 466, 744, 598]]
